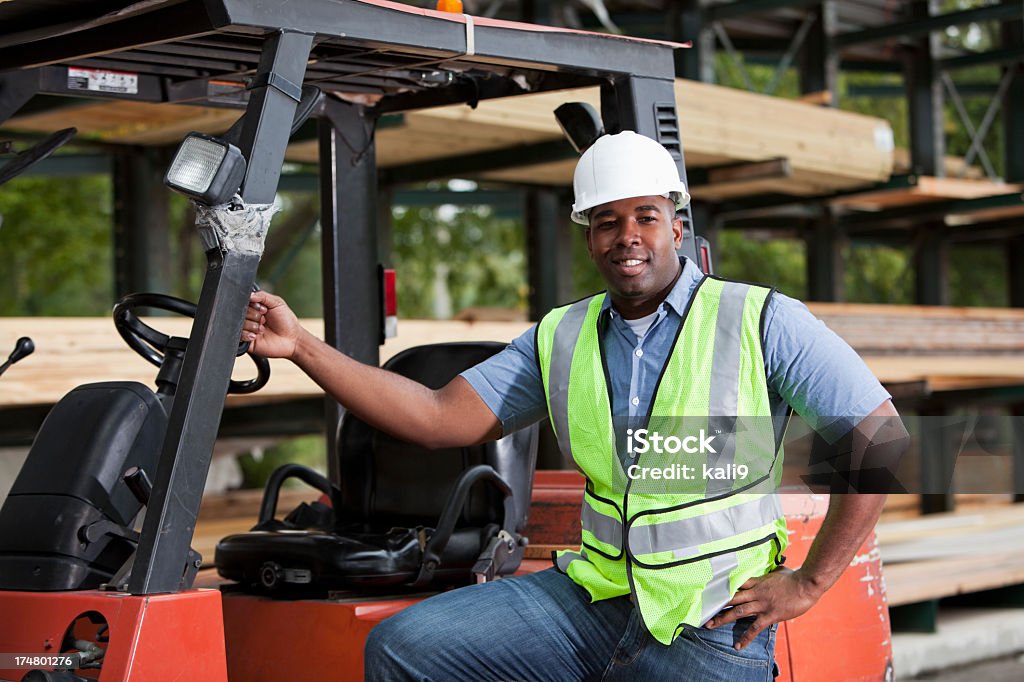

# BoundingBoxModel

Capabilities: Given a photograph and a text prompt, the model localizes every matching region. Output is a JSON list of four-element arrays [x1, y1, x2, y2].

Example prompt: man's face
[[585, 195, 683, 302]]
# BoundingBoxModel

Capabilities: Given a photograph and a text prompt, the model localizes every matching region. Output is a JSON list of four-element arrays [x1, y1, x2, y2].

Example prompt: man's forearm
[[290, 329, 499, 449], [798, 400, 907, 595], [796, 493, 886, 597]]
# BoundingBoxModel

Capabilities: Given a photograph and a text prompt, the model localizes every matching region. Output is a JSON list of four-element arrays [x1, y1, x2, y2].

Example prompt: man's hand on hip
[[705, 567, 822, 650]]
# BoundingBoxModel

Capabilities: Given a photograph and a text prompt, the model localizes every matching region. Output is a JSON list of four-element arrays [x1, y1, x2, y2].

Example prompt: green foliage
[[845, 245, 913, 304], [0, 175, 112, 315], [265, 225, 324, 318], [166, 193, 205, 301], [389, 202, 527, 318], [570, 227, 603, 298], [714, 232, 806, 299], [236, 435, 327, 489], [257, 192, 324, 318], [253, 189, 529, 320], [712, 52, 800, 98], [949, 243, 1009, 306], [840, 71, 910, 152]]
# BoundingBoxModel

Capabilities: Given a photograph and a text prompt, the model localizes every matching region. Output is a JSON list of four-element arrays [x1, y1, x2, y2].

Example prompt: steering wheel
[[113, 292, 270, 394], [0, 128, 77, 187]]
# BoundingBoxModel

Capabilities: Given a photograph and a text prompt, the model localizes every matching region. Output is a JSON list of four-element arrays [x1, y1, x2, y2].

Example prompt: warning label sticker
[[67, 68, 138, 95]]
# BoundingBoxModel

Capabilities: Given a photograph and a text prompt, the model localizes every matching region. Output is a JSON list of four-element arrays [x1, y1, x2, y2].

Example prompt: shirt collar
[[602, 256, 704, 319]]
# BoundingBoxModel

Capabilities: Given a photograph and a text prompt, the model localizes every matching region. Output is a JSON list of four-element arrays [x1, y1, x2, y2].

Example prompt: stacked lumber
[[880, 494, 1017, 521], [4, 79, 893, 201], [830, 175, 1023, 211], [810, 303, 1024, 356], [876, 504, 1024, 606], [809, 303, 1024, 393], [0, 318, 532, 409], [368, 79, 895, 199], [5, 303, 1024, 410], [192, 478, 1024, 608], [4, 101, 238, 145]]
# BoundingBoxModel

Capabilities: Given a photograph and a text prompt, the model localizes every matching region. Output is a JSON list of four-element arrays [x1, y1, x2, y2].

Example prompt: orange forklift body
[[0, 476, 890, 681], [0, 589, 227, 681], [217, 474, 893, 682]]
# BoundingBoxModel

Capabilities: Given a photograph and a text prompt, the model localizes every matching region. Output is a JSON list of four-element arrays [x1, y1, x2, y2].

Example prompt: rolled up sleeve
[[763, 294, 891, 444], [459, 326, 549, 435]]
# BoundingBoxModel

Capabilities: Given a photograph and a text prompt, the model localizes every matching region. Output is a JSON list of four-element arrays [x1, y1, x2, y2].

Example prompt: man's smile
[[611, 255, 650, 276]]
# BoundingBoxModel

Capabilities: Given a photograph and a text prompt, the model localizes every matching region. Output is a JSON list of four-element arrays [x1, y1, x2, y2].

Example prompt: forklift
[[0, 1, 892, 680]]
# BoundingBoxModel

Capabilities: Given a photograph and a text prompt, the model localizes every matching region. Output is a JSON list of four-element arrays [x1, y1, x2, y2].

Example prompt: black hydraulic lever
[[123, 466, 154, 506], [0, 336, 34, 377]]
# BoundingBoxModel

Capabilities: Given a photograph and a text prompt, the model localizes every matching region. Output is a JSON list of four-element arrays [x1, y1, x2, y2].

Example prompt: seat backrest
[[334, 342, 537, 532], [0, 381, 166, 590]]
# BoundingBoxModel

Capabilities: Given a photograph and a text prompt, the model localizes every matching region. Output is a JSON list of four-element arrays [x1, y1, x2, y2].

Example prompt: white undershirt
[[621, 309, 660, 340]]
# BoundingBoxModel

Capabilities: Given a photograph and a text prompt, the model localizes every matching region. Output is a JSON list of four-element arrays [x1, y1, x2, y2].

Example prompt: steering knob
[[8, 337, 34, 364], [0, 336, 34, 378]]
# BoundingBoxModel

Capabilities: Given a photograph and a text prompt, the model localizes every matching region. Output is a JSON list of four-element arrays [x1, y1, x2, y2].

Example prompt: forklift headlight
[[164, 132, 247, 206]]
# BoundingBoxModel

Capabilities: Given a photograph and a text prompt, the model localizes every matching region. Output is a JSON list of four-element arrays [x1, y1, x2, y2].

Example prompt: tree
[[0, 175, 112, 316]]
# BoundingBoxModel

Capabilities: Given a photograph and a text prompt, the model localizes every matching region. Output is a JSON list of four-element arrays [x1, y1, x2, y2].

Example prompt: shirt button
[[635, 348, 643, 358], [631, 397, 640, 406]]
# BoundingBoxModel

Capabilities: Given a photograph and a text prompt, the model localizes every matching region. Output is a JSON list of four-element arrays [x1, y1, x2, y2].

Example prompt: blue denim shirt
[[461, 257, 890, 446]]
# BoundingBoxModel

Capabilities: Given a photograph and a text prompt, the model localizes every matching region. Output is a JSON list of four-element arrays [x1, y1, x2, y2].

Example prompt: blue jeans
[[364, 568, 777, 681]]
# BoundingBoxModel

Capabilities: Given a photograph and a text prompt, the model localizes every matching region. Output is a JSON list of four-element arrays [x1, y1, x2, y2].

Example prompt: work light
[[164, 132, 247, 206]]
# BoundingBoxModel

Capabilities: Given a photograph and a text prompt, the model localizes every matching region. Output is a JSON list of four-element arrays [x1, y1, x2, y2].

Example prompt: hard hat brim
[[570, 189, 691, 225]]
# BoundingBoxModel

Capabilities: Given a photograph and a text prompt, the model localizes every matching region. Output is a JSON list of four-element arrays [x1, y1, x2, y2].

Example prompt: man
[[241, 131, 906, 680]]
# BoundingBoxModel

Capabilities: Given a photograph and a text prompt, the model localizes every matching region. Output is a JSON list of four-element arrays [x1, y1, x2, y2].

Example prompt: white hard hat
[[570, 131, 690, 225]]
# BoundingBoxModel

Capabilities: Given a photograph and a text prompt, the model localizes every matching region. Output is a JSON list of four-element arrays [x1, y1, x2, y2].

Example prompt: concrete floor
[[912, 653, 1024, 681], [894, 607, 1024, 679]]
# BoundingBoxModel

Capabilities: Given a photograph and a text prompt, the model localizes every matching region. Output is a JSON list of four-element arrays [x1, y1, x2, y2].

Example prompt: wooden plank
[[706, 158, 792, 184], [524, 544, 572, 559], [880, 523, 1024, 563], [830, 176, 1023, 211], [883, 549, 1024, 606], [796, 90, 833, 107], [874, 504, 1024, 608], [878, 506, 1024, 545], [809, 301, 1024, 320], [946, 202, 1024, 226], [4, 101, 238, 144], [0, 318, 532, 408]]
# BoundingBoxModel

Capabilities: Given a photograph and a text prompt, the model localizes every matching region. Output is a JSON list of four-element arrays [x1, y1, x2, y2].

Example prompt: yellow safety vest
[[536, 276, 788, 644]]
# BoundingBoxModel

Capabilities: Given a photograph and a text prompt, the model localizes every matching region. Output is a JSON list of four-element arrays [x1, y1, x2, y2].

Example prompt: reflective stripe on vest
[[582, 500, 623, 552], [626, 494, 780, 558], [706, 282, 748, 497], [555, 549, 586, 573], [546, 297, 592, 460]]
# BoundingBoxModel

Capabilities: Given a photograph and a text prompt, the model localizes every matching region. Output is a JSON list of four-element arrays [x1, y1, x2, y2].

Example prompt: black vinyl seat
[[215, 342, 538, 593]]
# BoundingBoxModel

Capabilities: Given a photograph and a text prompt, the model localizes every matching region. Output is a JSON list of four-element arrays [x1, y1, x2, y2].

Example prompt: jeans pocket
[[684, 619, 773, 672]]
